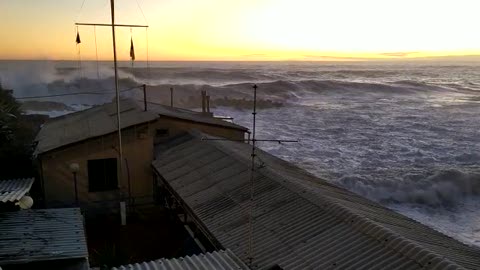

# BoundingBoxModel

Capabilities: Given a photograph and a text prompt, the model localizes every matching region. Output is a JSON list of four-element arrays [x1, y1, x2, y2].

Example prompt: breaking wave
[[339, 169, 480, 207], [3, 60, 480, 246]]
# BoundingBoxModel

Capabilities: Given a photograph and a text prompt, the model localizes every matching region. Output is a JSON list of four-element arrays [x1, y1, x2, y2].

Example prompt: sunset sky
[[1, 0, 480, 61]]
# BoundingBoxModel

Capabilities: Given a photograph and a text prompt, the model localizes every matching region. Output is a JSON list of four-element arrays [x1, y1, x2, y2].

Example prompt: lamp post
[[69, 163, 80, 206]]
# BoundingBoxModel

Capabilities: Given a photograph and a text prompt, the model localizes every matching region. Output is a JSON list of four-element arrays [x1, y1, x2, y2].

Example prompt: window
[[88, 158, 118, 192]]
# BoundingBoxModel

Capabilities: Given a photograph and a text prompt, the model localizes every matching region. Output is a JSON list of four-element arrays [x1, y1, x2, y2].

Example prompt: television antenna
[[74, 0, 149, 226], [202, 84, 298, 267]]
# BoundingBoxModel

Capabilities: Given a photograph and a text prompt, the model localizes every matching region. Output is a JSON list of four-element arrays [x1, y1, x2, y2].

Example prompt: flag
[[130, 38, 135, 61], [76, 32, 81, 44]]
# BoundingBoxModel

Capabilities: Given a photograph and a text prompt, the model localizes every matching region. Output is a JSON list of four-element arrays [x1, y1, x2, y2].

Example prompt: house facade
[[34, 99, 247, 213]]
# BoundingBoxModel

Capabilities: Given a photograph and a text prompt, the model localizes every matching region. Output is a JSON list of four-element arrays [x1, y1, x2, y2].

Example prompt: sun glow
[[1, 0, 480, 60]]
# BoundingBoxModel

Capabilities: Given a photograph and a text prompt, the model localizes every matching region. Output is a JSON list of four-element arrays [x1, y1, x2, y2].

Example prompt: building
[[34, 99, 247, 212], [109, 249, 250, 270], [0, 208, 89, 270], [152, 132, 480, 270]]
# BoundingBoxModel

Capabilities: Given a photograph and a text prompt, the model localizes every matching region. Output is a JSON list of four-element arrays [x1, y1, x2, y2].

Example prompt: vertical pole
[[73, 172, 78, 206], [143, 84, 147, 111], [110, 0, 126, 226], [201, 91, 206, 113], [170, 87, 174, 107], [247, 84, 258, 267], [206, 95, 210, 113]]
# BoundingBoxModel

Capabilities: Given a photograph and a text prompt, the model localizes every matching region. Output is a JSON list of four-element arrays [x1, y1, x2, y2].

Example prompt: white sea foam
[[2, 60, 480, 246]]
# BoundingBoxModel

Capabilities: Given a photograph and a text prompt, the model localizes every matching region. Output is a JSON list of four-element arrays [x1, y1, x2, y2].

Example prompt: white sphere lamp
[[16, 195, 34, 209]]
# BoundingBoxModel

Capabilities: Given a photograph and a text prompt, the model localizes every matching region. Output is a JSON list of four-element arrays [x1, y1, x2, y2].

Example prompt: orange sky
[[1, 0, 480, 61]]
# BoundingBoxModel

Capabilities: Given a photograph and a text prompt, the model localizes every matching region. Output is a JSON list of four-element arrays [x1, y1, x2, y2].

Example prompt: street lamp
[[69, 163, 80, 206]]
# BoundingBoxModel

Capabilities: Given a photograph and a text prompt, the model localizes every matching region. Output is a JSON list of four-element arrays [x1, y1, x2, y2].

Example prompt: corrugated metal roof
[[110, 249, 250, 270], [0, 178, 34, 202], [142, 101, 248, 132], [35, 99, 247, 155], [34, 99, 159, 155], [0, 208, 88, 265], [152, 133, 480, 270]]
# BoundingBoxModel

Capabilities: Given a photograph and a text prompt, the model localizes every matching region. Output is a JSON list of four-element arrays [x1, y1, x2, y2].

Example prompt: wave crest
[[339, 169, 480, 207]]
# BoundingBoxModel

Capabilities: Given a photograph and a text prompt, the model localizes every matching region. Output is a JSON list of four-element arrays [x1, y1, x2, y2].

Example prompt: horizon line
[[2, 54, 480, 62]]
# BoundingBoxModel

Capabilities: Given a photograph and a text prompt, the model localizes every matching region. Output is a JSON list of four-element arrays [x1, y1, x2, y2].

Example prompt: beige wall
[[39, 117, 246, 209], [40, 123, 154, 208]]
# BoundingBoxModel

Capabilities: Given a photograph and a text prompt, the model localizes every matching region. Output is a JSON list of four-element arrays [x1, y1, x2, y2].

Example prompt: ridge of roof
[[141, 101, 248, 131]]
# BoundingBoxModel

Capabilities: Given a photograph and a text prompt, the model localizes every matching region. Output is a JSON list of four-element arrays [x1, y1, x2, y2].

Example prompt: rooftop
[[0, 208, 88, 265], [110, 249, 250, 270], [0, 178, 34, 203], [141, 101, 248, 132], [35, 99, 247, 155], [34, 99, 158, 155], [152, 133, 480, 270]]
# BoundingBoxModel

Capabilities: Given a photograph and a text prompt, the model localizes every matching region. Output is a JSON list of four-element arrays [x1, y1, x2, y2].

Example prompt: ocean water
[[2, 60, 480, 246]]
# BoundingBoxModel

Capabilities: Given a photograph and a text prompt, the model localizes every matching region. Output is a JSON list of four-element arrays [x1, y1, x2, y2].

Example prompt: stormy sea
[[2, 60, 480, 247]]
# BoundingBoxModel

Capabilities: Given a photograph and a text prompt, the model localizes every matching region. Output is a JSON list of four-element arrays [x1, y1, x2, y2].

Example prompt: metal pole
[[201, 90, 206, 113], [170, 87, 174, 107], [73, 172, 78, 206], [206, 95, 210, 113], [143, 84, 147, 111], [110, 0, 125, 226], [247, 84, 258, 267]]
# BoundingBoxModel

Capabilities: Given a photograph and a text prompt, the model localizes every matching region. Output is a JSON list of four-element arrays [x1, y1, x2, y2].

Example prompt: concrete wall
[[39, 117, 246, 211]]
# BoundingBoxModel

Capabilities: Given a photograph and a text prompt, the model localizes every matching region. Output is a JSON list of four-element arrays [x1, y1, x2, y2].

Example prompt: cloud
[[302, 55, 370, 60], [378, 52, 419, 57]]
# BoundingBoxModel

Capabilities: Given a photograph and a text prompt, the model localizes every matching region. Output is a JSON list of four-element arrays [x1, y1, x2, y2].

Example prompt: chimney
[[206, 95, 210, 113], [201, 90, 206, 113], [143, 84, 147, 111]]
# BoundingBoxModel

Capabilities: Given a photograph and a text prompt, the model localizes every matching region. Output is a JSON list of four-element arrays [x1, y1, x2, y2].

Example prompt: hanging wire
[[16, 85, 144, 100], [135, 0, 148, 25], [75, 0, 87, 22], [145, 27, 151, 84], [94, 26, 100, 79], [76, 26, 83, 79], [130, 27, 134, 73]]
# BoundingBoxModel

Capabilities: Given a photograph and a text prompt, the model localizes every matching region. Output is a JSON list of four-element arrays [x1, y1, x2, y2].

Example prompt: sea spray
[[2, 60, 480, 246]]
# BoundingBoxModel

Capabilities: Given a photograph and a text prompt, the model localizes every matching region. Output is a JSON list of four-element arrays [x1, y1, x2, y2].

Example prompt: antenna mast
[[110, 0, 123, 212], [75, 0, 149, 226], [202, 84, 298, 267]]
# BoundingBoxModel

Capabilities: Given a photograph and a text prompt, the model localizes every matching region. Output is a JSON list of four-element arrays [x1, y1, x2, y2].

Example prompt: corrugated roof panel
[[0, 178, 34, 202], [143, 102, 248, 132], [152, 133, 480, 270], [0, 208, 88, 265], [35, 99, 247, 155], [111, 249, 250, 270], [34, 99, 160, 155]]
